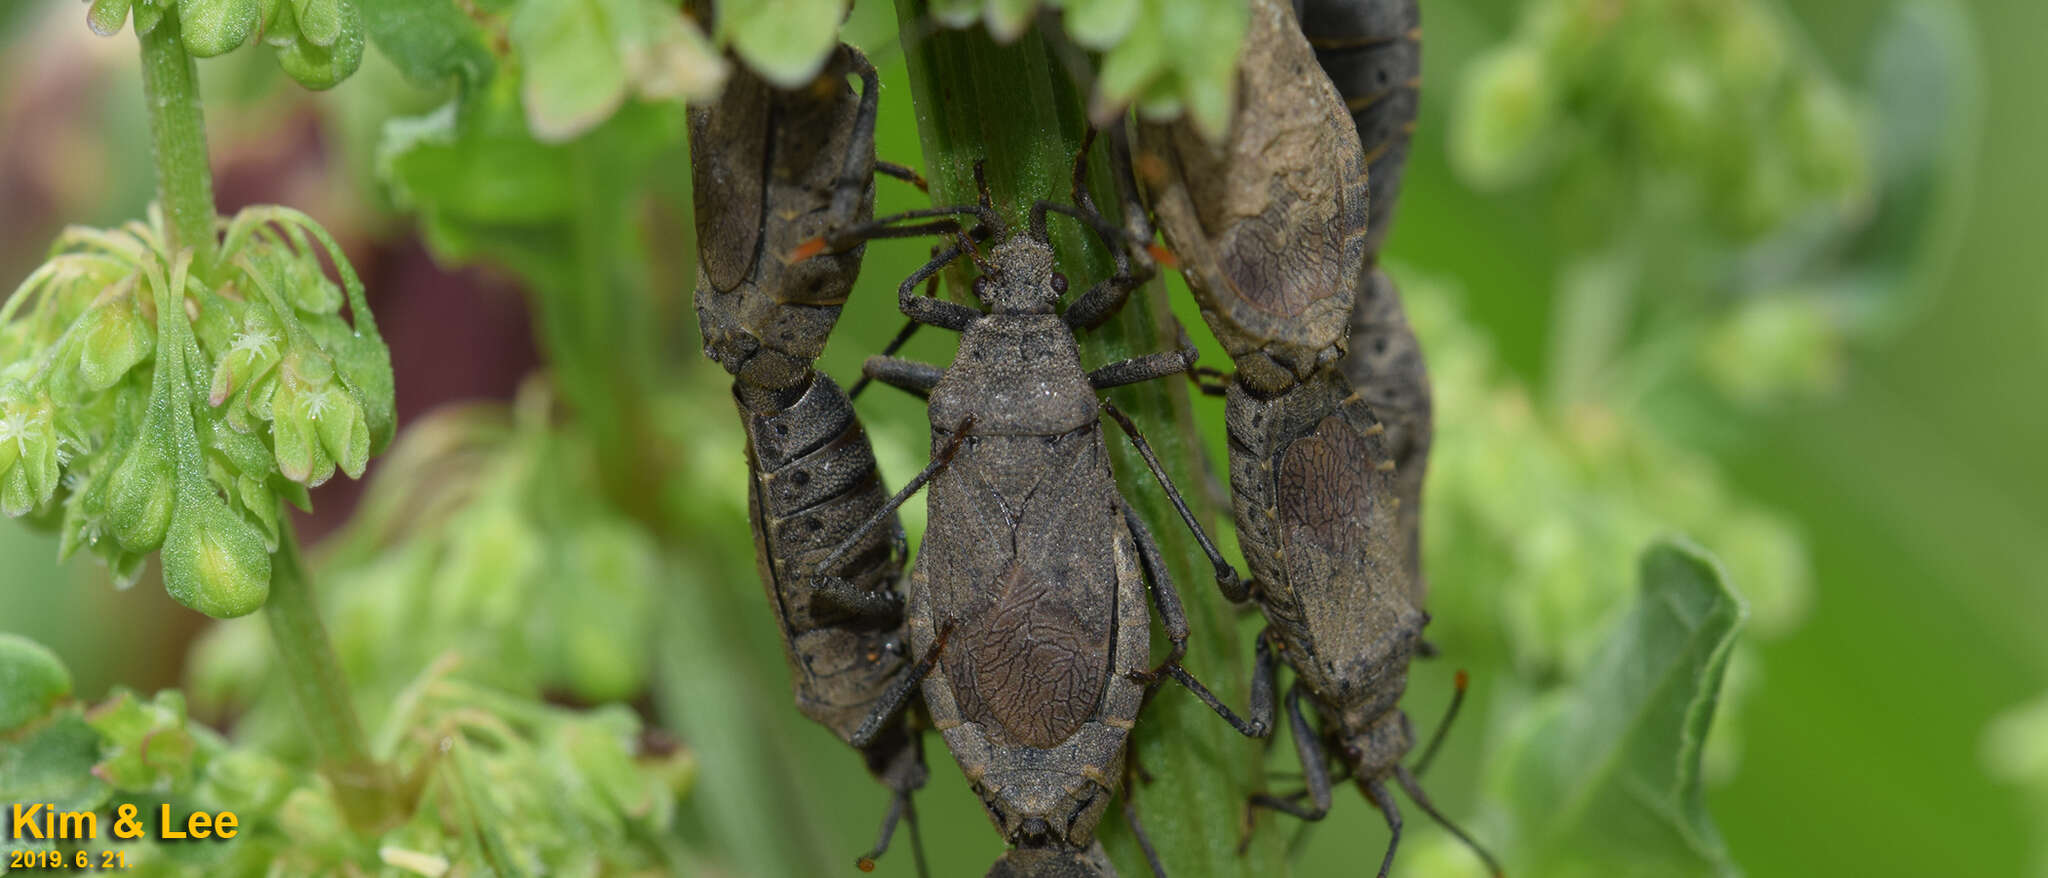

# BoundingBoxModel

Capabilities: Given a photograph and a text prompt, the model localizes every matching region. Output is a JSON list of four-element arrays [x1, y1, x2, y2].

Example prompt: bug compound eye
[[1050, 272, 1068, 294]]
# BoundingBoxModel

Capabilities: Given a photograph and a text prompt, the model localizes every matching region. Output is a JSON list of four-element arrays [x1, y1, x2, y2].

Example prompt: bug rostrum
[[802, 146, 1265, 878], [688, 42, 933, 875], [1137, 0, 1498, 875]]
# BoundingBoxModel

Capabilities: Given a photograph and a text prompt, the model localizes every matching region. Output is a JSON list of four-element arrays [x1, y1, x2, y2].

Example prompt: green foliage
[[0, 639, 689, 877], [0, 634, 71, 733], [191, 392, 665, 739], [1488, 540, 1744, 877], [1987, 692, 2048, 878], [84, 0, 368, 90]]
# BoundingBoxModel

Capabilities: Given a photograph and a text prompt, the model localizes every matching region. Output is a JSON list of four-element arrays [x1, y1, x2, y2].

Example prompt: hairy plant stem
[[264, 521, 395, 828], [138, 9, 388, 827], [136, 12, 217, 271], [893, 7, 1287, 875]]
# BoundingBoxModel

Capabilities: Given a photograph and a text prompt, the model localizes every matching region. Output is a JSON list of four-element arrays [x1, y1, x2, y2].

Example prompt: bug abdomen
[[1296, 0, 1422, 259]]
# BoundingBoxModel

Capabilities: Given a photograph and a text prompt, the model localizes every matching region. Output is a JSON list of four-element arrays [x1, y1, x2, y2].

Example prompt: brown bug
[[1296, 0, 1435, 605], [1137, 0, 1495, 875], [806, 150, 1264, 878], [688, 44, 935, 874], [1296, 0, 1421, 260]]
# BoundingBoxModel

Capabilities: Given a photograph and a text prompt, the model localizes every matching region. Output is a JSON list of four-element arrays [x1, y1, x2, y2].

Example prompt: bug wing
[[929, 433, 1118, 750], [1276, 414, 1417, 694]]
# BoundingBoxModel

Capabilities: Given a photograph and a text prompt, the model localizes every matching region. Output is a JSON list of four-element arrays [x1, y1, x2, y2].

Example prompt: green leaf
[[356, 0, 496, 88], [85, 689, 201, 792], [0, 708, 110, 813], [512, 0, 632, 142], [1495, 538, 1746, 877], [716, 0, 847, 87], [0, 634, 72, 733]]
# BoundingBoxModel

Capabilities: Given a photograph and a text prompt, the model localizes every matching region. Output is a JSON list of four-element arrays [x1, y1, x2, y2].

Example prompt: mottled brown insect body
[[909, 281, 1152, 850], [693, 48, 878, 404], [689, 44, 927, 871], [835, 188, 1264, 873], [1340, 269, 1432, 604], [1140, 0, 1369, 398], [1296, 0, 1421, 259], [1139, 1, 1492, 874]]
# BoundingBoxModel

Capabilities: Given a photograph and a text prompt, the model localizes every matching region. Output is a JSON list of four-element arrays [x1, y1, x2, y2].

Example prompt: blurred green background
[[0, 0, 2041, 875]]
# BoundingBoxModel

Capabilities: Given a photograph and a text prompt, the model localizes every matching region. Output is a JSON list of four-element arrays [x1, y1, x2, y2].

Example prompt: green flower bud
[[87, 0, 134, 36], [286, 255, 344, 314], [259, 0, 298, 47], [274, 4, 363, 90], [290, 0, 343, 49], [0, 396, 60, 517], [0, 633, 72, 732], [132, 0, 163, 34], [312, 389, 369, 480], [178, 0, 262, 57], [161, 485, 272, 618], [76, 299, 154, 393], [209, 305, 283, 406], [106, 438, 176, 552]]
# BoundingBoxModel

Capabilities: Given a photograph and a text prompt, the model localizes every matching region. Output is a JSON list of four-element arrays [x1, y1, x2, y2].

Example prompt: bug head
[[971, 236, 1065, 315]]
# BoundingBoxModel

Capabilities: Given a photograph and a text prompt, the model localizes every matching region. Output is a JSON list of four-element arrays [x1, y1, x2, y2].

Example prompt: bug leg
[[860, 356, 945, 401], [1393, 764, 1504, 878], [1365, 779, 1404, 878], [874, 160, 929, 192], [1100, 399, 1247, 601], [851, 625, 953, 749], [895, 241, 983, 331], [1250, 683, 1334, 821], [810, 417, 975, 620], [1122, 507, 1266, 739], [849, 313, 927, 400], [1088, 349, 1196, 390], [1186, 366, 1231, 397], [827, 47, 885, 225]]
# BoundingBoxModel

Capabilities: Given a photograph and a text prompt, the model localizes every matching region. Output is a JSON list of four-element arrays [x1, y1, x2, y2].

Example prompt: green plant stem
[[136, 11, 218, 270], [263, 519, 393, 828], [893, 7, 1286, 875]]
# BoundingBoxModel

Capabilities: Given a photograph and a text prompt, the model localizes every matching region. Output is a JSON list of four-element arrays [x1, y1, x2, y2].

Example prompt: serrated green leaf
[[716, 0, 846, 87], [1496, 538, 1746, 877], [0, 708, 110, 812], [85, 689, 201, 792], [0, 634, 72, 732], [356, 0, 496, 88]]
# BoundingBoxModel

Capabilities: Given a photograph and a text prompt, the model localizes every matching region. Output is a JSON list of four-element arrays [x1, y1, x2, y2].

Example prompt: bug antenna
[[1411, 668, 1468, 776], [1391, 765, 1505, 878]]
